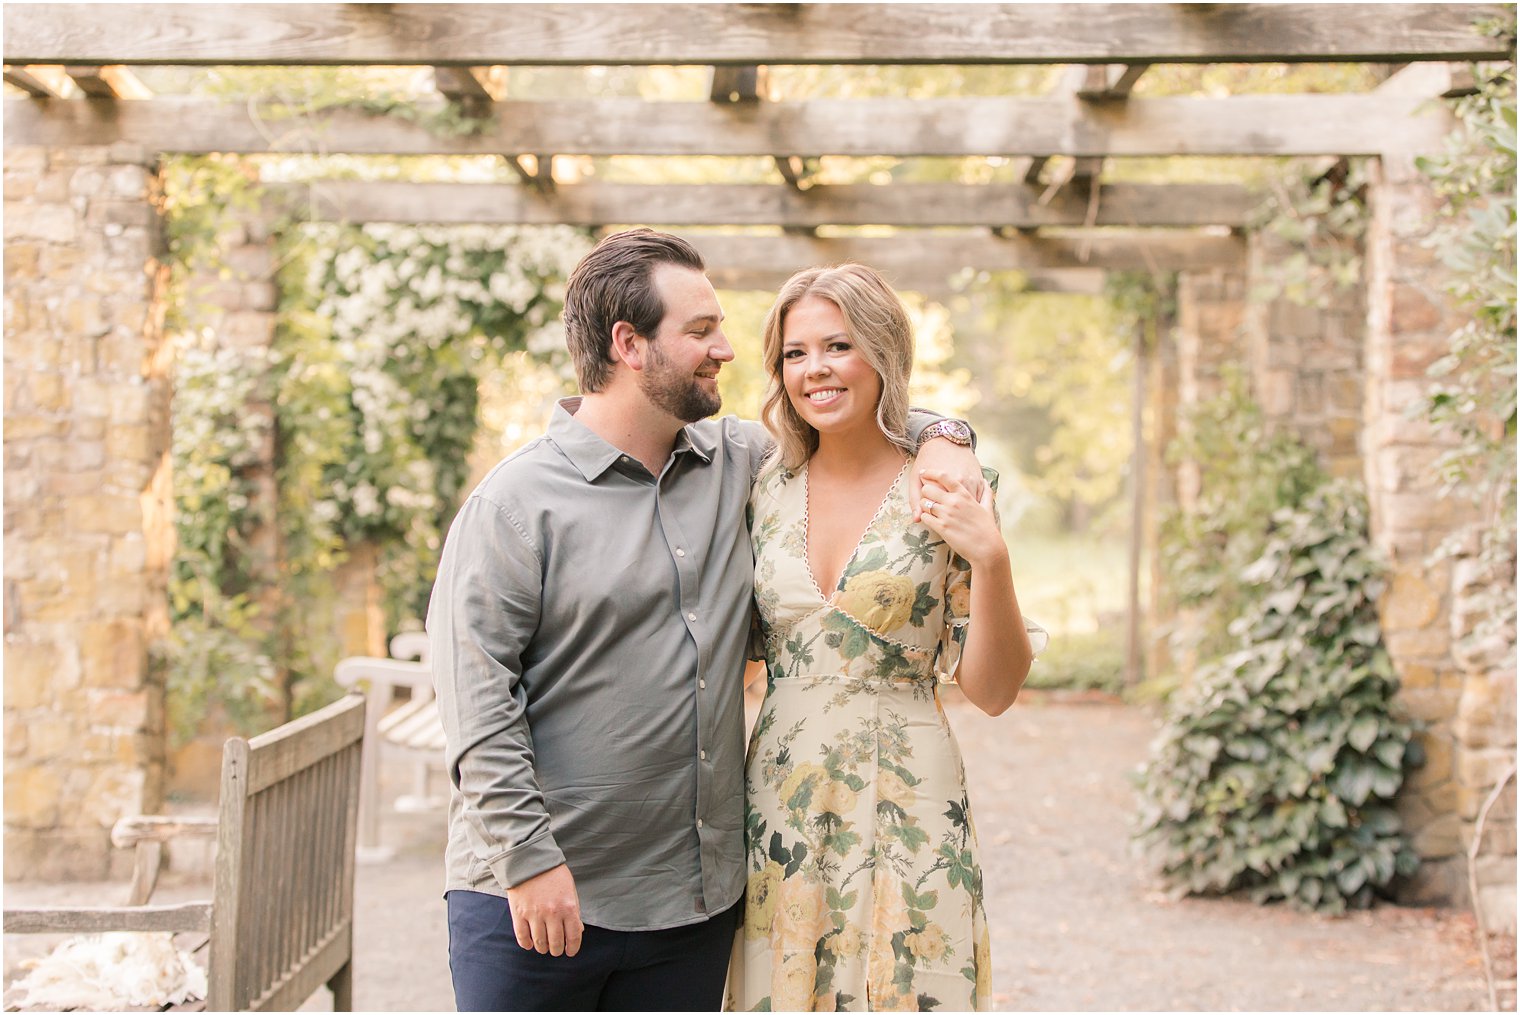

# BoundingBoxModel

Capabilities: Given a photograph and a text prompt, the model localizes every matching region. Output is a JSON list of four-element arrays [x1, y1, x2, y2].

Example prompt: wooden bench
[[333, 633, 446, 858], [4, 694, 367, 1011]]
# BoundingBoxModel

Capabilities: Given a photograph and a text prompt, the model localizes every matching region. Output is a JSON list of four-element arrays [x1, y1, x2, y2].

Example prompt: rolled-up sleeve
[[428, 494, 565, 889]]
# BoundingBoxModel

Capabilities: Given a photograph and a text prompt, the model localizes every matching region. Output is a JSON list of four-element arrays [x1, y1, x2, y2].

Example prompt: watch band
[[917, 419, 973, 447]]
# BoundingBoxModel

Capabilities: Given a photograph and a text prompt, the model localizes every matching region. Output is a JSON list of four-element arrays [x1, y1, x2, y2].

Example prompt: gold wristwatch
[[917, 419, 973, 447]]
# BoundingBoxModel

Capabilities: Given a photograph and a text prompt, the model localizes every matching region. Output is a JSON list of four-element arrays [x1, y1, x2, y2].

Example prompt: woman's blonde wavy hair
[[760, 263, 915, 471]]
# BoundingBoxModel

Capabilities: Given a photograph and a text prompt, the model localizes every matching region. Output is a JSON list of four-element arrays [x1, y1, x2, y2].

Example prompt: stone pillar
[[1364, 154, 1516, 920], [1166, 269, 1247, 680], [4, 143, 172, 880], [1173, 269, 1247, 511], [1143, 306, 1180, 683], [1245, 230, 1366, 477]]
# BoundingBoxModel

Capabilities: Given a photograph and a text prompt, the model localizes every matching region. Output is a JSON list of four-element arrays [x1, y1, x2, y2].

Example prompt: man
[[429, 228, 979, 1011]]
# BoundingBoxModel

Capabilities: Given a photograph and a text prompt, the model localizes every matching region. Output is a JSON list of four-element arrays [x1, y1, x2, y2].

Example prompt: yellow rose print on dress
[[744, 860, 785, 940], [833, 570, 915, 634]]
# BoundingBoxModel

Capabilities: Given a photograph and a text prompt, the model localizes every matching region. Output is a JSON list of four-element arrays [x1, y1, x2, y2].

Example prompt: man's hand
[[911, 439, 984, 521], [506, 863, 584, 957]]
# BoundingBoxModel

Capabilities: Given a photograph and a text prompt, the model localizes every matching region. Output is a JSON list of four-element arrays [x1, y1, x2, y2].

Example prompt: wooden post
[[1125, 312, 1151, 686]]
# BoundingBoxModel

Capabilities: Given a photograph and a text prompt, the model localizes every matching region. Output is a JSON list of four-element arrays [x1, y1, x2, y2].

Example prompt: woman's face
[[780, 295, 884, 437]]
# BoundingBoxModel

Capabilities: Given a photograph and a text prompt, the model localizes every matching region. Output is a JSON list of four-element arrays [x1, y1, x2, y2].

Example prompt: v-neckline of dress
[[801, 458, 912, 604]]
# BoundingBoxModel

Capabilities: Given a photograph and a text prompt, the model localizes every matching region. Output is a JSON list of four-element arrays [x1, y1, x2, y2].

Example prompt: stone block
[[1455, 673, 1517, 749], [4, 714, 27, 757], [26, 716, 77, 761], [1477, 884, 1517, 936], [3, 636, 76, 708], [3, 415, 69, 441], [1381, 570, 1444, 630], [2, 828, 116, 882], [108, 533, 147, 576], [4, 202, 77, 243], [81, 765, 145, 828], [1260, 369, 1295, 417], [1390, 285, 1444, 334], [3, 147, 48, 174], [36, 245, 83, 281], [4, 763, 62, 828], [106, 423, 154, 463], [1409, 730, 1456, 785], [107, 165, 150, 199], [1412, 812, 1462, 858], [221, 310, 276, 350], [4, 242, 39, 281], [1457, 748, 1517, 794], [1400, 684, 1462, 723], [85, 688, 151, 731], [65, 492, 142, 534], [1377, 492, 1459, 536], [1392, 342, 1446, 380], [81, 618, 146, 689], [63, 296, 108, 337], [1397, 661, 1439, 689]]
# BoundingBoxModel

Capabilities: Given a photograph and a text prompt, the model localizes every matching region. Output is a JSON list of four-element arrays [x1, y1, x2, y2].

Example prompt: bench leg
[[329, 959, 353, 1012]]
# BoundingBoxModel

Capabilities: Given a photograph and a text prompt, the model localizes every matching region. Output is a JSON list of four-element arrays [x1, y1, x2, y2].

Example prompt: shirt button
[[700, 750, 707, 760], [676, 548, 686, 557], [696, 818, 704, 829], [687, 612, 697, 622], [699, 679, 707, 689]]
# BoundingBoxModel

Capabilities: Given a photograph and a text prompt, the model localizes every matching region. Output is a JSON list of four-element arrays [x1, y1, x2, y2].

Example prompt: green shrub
[[1137, 481, 1421, 913], [1024, 628, 1125, 695]]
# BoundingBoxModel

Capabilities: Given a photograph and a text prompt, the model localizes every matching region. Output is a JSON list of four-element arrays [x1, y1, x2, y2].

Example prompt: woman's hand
[[916, 469, 1008, 568], [910, 441, 984, 521]]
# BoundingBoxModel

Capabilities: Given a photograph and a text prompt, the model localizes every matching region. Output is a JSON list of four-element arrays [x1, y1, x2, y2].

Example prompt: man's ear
[[611, 321, 646, 372]]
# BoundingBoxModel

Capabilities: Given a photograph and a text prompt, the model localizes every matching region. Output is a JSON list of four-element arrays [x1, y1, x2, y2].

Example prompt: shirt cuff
[[488, 827, 568, 889]]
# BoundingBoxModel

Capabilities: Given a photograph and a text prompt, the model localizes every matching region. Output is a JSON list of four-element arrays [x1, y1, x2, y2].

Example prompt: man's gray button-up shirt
[[429, 398, 768, 932]]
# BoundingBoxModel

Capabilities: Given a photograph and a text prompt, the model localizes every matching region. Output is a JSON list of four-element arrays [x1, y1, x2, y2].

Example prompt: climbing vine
[[1416, 24, 1518, 666], [1139, 480, 1420, 913], [160, 149, 591, 739]]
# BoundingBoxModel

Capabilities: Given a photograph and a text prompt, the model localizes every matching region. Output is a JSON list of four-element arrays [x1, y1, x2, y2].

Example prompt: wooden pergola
[[4, 3, 1514, 901], [2, 1, 1506, 677], [4, 3, 1505, 290]]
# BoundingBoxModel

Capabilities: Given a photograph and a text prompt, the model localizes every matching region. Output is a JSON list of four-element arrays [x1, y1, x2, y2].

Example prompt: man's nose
[[709, 330, 736, 363]]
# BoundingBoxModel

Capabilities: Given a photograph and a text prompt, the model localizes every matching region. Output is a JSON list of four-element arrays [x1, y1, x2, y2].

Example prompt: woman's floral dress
[[728, 458, 1043, 1012]]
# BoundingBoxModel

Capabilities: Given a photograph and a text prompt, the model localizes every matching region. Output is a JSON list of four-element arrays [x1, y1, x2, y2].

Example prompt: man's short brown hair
[[562, 228, 706, 393]]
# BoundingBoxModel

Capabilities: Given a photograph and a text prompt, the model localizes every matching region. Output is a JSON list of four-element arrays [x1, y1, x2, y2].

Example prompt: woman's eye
[[782, 349, 802, 360]]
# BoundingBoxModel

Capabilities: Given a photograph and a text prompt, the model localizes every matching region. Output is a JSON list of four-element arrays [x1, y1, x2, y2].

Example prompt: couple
[[429, 228, 1043, 1012]]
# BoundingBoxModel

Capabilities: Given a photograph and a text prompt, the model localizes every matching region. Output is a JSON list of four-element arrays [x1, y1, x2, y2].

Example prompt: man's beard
[[639, 342, 722, 423]]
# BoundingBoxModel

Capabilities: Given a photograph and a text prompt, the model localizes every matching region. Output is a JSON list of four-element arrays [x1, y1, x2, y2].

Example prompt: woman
[[728, 264, 1045, 1012]]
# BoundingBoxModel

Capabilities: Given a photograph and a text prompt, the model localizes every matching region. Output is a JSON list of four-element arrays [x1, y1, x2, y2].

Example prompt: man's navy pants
[[447, 890, 741, 1012]]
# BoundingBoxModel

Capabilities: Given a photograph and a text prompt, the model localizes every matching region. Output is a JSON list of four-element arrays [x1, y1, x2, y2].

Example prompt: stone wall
[[1244, 230, 1366, 476], [1364, 154, 1516, 924], [3, 143, 172, 880]]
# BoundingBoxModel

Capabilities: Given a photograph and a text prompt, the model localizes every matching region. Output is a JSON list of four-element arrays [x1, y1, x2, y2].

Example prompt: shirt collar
[[549, 397, 714, 481]]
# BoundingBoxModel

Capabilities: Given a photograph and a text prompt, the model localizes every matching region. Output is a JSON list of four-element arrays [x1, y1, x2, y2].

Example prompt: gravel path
[[5, 695, 1495, 1011]]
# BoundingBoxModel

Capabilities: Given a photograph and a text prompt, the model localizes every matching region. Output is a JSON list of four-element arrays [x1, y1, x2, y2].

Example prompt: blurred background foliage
[[145, 56, 1496, 736]]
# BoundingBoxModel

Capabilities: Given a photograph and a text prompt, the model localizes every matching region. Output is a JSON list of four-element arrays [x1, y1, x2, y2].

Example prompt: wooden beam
[[283, 181, 1260, 229], [710, 66, 766, 104], [4, 902, 213, 934], [432, 66, 494, 104], [3, 65, 65, 98], [63, 63, 150, 98], [507, 153, 554, 193], [683, 232, 1245, 276], [7, 4, 1507, 65], [1078, 63, 1150, 100], [4, 94, 1455, 157], [708, 263, 1107, 295]]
